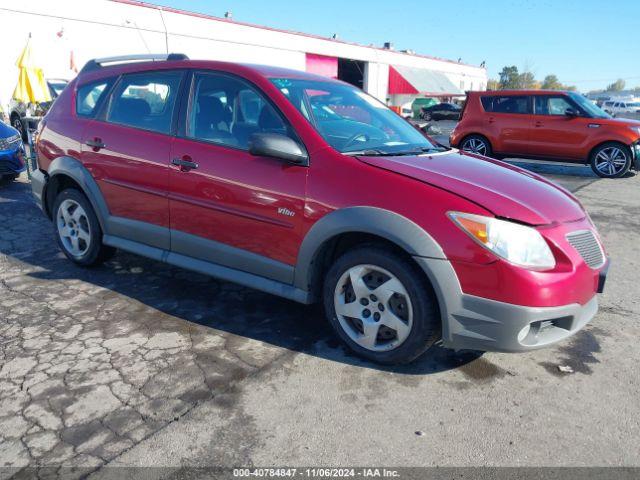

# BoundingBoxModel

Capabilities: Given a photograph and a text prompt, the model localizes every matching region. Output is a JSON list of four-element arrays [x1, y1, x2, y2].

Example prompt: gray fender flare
[[293, 206, 447, 293], [46, 156, 110, 231]]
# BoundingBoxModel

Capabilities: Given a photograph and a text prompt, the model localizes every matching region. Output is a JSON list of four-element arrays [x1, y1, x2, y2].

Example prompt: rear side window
[[480, 96, 493, 111], [76, 81, 110, 117], [107, 70, 184, 134], [481, 96, 530, 114]]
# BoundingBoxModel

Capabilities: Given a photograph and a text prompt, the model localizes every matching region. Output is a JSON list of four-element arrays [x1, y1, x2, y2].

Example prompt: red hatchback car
[[451, 90, 640, 178], [32, 55, 609, 364]]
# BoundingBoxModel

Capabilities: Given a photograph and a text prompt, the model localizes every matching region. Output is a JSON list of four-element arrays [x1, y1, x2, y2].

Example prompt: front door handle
[[85, 138, 106, 151], [534, 121, 543, 128], [172, 156, 199, 171]]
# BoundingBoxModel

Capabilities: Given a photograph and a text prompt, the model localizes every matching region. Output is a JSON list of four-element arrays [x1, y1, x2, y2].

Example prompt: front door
[[528, 95, 590, 160], [80, 69, 185, 249], [168, 71, 308, 281]]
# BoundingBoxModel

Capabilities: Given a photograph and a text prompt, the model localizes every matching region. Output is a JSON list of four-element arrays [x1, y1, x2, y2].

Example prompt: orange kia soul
[[450, 90, 640, 178]]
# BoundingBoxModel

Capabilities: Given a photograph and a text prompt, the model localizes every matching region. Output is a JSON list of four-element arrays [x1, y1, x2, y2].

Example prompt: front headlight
[[448, 212, 556, 270]]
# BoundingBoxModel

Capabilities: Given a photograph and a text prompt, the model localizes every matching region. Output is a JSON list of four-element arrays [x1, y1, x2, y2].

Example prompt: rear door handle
[[172, 156, 199, 171], [85, 138, 106, 151], [534, 121, 543, 127]]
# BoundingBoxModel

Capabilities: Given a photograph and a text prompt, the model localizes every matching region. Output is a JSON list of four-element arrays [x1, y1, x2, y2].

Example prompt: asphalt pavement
[[0, 149, 639, 479]]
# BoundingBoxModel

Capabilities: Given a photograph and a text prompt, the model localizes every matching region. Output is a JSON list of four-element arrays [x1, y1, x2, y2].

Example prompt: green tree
[[518, 71, 538, 89], [486, 79, 499, 90], [499, 66, 520, 89], [606, 79, 626, 91], [541, 74, 562, 90]]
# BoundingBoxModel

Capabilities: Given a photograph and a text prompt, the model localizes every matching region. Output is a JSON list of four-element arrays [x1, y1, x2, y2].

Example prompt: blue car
[[0, 121, 26, 182]]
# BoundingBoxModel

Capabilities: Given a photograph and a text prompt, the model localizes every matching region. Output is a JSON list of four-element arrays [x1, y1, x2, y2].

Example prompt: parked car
[[411, 97, 437, 119], [9, 78, 68, 140], [420, 102, 461, 121], [606, 100, 640, 116], [0, 120, 26, 182], [32, 54, 608, 364], [450, 90, 640, 178]]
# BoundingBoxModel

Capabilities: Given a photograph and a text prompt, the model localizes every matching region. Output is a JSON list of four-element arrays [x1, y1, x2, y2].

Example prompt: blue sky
[[151, 0, 640, 92]]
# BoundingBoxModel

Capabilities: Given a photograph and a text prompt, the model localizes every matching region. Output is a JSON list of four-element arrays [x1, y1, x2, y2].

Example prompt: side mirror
[[249, 133, 309, 166], [565, 108, 579, 117]]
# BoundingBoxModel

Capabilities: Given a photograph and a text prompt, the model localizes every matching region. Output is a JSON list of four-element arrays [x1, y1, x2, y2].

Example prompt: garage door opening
[[338, 58, 365, 89]]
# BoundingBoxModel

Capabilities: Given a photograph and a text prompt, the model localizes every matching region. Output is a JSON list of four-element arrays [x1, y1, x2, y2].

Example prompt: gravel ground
[[0, 156, 639, 479]]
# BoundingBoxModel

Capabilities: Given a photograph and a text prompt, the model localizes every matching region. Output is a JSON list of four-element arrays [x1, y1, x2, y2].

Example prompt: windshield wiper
[[343, 149, 397, 156], [343, 146, 448, 157]]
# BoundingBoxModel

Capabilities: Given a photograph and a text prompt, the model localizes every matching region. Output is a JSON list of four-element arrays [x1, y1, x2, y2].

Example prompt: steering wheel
[[342, 132, 370, 150]]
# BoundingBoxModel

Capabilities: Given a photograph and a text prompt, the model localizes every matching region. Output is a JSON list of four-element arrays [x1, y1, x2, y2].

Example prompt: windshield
[[48, 81, 68, 98], [270, 78, 442, 155], [568, 92, 610, 119]]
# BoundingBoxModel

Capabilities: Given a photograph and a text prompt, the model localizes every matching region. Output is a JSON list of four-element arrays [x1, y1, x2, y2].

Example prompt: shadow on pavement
[[0, 179, 481, 376]]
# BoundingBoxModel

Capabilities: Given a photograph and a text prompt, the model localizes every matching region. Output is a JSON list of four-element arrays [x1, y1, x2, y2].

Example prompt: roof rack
[[80, 53, 189, 74]]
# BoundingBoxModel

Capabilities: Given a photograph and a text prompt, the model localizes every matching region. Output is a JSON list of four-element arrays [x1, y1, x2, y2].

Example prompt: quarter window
[[76, 80, 110, 117], [107, 71, 184, 134]]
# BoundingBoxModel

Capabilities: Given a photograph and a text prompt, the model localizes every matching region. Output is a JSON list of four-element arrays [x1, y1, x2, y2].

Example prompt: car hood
[[0, 121, 20, 139], [358, 151, 585, 225], [593, 117, 640, 128]]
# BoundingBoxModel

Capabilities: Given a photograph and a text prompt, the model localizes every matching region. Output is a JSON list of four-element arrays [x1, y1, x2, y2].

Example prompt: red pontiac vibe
[[31, 54, 609, 364]]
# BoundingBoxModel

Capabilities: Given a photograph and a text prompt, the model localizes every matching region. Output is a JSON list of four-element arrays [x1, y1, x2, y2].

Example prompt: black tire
[[589, 142, 632, 178], [52, 189, 116, 266], [323, 246, 441, 365], [460, 134, 493, 158], [422, 111, 432, 121], [0, 174, 19, 183], [11, 115, 27, 142]]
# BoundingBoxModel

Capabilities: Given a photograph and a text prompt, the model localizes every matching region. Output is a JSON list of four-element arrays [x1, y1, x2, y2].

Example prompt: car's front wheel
[[53, 189, 115, 266], [323, 247, 441, 365], [590, 142, 632, 178]]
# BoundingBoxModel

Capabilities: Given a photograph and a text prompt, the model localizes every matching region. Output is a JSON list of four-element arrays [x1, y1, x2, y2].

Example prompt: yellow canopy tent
[[12, 36, 51, 104]]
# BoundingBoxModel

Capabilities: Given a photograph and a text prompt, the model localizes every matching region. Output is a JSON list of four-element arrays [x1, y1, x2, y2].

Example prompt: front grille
[[0, 134, 22, 151], [566, 230, 604, 268]]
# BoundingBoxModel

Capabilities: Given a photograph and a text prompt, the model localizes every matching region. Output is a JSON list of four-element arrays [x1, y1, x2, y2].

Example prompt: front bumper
[[0, 149, 26, 175], [414, 256, 603, 352], [632, 141, 640, 170]]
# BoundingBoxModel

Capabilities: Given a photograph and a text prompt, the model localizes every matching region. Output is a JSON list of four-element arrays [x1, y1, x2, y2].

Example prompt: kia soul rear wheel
[[323, 247, 441, 364], [461, 135, 492, 157]]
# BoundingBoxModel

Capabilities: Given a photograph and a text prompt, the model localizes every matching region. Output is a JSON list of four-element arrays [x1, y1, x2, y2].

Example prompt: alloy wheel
[[594, 146, 628, 177], [462, 137, 488, 155], [57, 199, 91, 257], [333, 264, 413, 352]]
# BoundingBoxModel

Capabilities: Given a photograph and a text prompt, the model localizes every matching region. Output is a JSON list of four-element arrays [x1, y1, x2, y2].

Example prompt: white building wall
[[0, 0, 486, 109]]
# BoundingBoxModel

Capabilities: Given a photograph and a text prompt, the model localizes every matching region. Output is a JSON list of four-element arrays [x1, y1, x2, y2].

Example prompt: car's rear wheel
[[461, 135, 492, 157], [422, 111, 432, 121], [53, 189, 115, 266], [323, 247, 441, 365], [590, 142, 632, 178]]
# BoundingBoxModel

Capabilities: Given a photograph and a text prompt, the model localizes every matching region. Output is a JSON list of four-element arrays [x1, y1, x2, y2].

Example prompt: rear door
[[528, 94, 590, 160], [483, 95, 532, 156], [168, 70, 308, 279], [80, 69, 185, 250]]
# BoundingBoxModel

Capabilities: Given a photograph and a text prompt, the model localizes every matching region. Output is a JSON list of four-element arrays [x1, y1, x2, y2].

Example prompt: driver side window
[[188, 72, 291, 150], [534, 96, 574, 116]]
